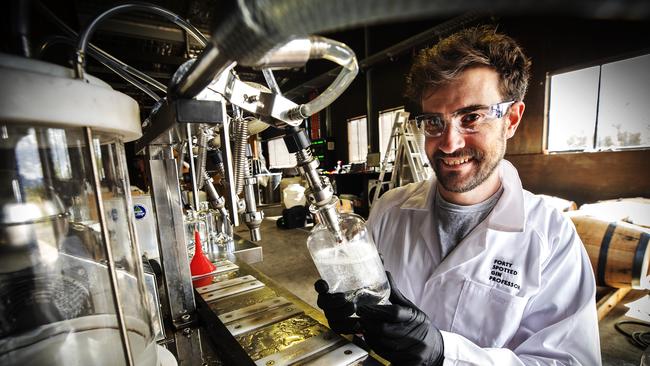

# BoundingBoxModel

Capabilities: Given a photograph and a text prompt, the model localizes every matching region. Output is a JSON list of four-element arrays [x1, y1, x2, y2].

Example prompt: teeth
[[442, 157, 471, 166]]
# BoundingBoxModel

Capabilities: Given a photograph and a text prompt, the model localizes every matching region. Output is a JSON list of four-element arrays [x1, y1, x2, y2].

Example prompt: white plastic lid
[[0, 53, 142, 142]]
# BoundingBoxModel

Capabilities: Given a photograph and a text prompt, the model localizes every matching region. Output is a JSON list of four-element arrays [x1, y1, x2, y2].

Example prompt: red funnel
[[190, 229, 216, 287]]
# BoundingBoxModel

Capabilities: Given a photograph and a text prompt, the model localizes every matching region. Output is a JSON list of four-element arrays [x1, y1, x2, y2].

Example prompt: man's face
[[421, 67, 520, 194]]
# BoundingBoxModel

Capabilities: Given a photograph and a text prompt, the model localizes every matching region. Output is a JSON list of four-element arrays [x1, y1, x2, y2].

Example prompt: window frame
[[378, 106, 406, 163], [347, 115, 368, 164], [544, 48, 650, 154]]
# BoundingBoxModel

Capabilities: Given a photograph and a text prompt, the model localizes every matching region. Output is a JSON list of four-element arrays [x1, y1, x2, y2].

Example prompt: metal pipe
[[147, 146, 197, 327], [92, 47, 167, 93], [37, 36, 162, 101], [101, 55, 162, 101], [74, 2, 208, 79], [292, 37, 358, 118], [196, 127, 209, 189], [84, 127, 134, 366], [262, 69, 282, 95], [242, 176, 262, 242], [242, 139, 263, 241], [177, 140, 187, 178], [203, 173, 233, 239], [185, 124, 200, 210], [219, 104, 240, 227], [364, 27, 377, 153], [295, 147, 344, 243], [254, 38, 312, 69], [114, 142, 154, 345]]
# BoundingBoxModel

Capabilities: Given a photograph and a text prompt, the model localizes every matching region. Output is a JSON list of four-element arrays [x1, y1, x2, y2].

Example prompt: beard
[[430, 134, 507, 193]]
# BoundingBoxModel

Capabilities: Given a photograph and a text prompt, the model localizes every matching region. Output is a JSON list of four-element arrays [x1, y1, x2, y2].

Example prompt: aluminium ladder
[[370, 111, 433, 207]]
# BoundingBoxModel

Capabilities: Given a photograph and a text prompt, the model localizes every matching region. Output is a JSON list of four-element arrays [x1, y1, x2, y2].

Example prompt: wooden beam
[[597, 287, 631, 321]]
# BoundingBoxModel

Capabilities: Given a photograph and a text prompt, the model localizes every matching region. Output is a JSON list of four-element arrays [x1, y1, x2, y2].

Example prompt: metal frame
[[147, 145, 196, 328], [219, 106, 240, 227], [84, 127, 134, 365]]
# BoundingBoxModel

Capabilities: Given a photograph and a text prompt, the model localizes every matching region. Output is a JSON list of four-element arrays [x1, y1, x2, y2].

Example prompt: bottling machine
[[0, 2, 373, 365], [2, 0, 641, 365]]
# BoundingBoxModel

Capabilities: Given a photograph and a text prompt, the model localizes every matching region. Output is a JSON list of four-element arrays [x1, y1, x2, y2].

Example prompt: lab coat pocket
[[451, 279, 528, 348]]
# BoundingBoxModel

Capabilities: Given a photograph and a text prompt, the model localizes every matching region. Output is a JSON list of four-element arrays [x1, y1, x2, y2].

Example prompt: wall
[[507, 151, 650, 204], [500, 17, 650, 204], [327, 16, 650, 205]]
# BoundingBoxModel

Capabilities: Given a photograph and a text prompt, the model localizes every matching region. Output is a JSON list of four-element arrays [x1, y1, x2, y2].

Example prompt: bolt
[[266, 361, 275, 366], [344, 350, 352, 355], [182, 328, 191, 335], [181, 314, 191, 321]]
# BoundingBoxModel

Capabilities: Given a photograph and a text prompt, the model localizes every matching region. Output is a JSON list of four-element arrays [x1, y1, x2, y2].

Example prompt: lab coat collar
[[400, 179, 435, 211], [487, 160, 526, 233], [400, 159, 526, 233]]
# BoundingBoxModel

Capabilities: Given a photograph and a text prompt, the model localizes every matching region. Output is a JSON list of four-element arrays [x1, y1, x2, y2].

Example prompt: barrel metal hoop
[[632, 232, 650, 288], [597, 222, 617, 286]]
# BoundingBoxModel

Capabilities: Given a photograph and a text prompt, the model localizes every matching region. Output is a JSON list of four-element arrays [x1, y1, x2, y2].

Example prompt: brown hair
[[405, 26, 531, 103]]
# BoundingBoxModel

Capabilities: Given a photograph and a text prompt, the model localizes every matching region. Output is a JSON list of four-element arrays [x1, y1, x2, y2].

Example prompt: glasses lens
[[458, 111, 486, 131], [420, 115, 445, 136]]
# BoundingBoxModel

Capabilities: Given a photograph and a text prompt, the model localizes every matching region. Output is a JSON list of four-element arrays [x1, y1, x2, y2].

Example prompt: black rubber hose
[[75, 2, 209, 79]]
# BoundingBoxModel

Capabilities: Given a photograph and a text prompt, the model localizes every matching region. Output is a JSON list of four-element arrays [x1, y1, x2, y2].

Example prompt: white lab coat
[[367, 160, 601, 365]]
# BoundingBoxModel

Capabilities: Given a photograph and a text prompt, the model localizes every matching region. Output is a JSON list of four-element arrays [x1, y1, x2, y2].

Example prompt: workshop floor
[[233, 204, 320, 309]]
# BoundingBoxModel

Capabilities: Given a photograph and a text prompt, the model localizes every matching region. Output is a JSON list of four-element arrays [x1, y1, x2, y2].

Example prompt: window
[[547, 53, 650, 152], [267, 137, 296, 169], [378, 107, 405, 162], [347, 116, 368, 163]]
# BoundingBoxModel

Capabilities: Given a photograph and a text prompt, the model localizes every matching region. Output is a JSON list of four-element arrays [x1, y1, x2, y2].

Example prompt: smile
[[440, 157, 473, 166]]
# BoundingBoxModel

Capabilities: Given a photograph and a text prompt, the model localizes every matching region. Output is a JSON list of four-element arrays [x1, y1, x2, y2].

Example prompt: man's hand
[[314, 279, 361, 334], [357, 272, 445, 366]]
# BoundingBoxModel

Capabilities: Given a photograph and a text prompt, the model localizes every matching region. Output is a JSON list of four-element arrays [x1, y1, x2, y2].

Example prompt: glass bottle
[[184, 209, 208, 258], [198, 201, 218, 260], [307, 200, 390, 307]]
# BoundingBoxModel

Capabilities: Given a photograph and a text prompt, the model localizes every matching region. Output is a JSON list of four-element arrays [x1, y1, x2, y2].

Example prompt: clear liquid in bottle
[[307, 205, 390, 306]]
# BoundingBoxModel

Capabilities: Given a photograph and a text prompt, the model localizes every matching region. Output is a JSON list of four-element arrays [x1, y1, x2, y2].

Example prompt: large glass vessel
[[0, 54, 157, 365], [307, 200, 390, 307]]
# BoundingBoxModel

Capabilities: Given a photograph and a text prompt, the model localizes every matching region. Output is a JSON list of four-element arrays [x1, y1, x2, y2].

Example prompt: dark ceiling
[[4, 1, 649, 123], [2, 0, 470, 119]]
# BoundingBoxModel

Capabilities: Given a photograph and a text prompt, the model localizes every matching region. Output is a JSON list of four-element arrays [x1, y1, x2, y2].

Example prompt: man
[[315, 26, 601, 365]]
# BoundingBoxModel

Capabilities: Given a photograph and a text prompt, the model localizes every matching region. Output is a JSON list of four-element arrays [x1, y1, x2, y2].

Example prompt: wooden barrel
[[569, 213, 650, 289]]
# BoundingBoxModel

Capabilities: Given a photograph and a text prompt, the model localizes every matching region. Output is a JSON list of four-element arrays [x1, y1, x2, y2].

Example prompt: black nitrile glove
[[314, 279, 361, 334], [357, 272, 444, 366]]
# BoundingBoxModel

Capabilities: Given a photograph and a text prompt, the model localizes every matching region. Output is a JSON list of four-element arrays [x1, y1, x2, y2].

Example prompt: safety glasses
[[414, 100, 515, 137]]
